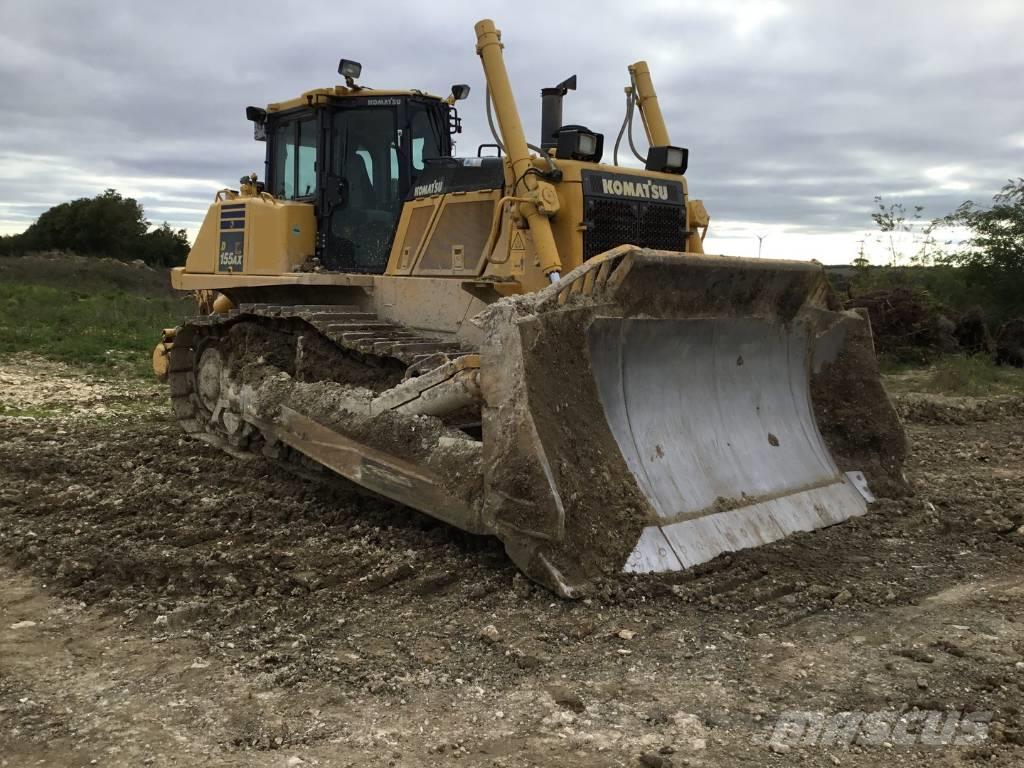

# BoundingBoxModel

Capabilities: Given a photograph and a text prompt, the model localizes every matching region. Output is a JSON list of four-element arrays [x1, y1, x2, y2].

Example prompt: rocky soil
[[1, 356, 1023, 767]]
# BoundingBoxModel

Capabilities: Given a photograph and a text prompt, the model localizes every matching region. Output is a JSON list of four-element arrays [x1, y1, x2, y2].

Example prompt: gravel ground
[[1, 357, 1023, 767]]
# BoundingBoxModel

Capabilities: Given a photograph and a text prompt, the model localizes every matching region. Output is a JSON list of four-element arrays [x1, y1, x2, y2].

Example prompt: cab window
[[332, 109, 400, 212], [410, 107, 441, 172], [272, 117, 317, 199]]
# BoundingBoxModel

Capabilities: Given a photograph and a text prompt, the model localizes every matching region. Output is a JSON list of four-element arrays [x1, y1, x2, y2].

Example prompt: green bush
[[2, 189, 190, 267]]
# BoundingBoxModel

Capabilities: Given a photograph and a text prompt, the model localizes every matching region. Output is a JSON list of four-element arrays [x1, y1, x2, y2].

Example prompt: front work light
[[645, 145, 688, 175], [245, 106, 267, 141], [555, 127, 604, 162], [338, 59, 363, 80]]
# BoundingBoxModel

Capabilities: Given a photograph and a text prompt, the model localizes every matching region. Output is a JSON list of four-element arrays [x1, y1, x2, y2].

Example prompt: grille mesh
[[583, 199, 686, 260]]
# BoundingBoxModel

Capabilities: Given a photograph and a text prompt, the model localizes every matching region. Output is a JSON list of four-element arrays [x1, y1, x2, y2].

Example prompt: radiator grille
[[583, 198, 686, 260]]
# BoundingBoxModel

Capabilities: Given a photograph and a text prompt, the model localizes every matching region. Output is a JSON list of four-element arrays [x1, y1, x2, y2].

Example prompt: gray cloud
[[1, 0, 1021, 259]]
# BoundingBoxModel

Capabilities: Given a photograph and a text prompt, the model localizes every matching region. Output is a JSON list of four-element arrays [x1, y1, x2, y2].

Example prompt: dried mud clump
[[515, 306, 652, 588]]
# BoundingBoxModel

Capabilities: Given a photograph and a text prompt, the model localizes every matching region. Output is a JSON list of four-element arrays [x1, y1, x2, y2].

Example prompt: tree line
[[850, 178, 1024, 323], [0, 189, 190, 267], [1, 180, 1020, 313]]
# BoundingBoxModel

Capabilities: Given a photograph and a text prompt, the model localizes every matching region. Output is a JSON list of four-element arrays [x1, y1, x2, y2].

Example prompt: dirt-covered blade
[[476, 247, 906, 596], [589, 316, 872, 573]]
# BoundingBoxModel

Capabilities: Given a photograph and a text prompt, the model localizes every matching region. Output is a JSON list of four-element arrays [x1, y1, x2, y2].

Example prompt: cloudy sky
[[1, 0, 1021, 262]]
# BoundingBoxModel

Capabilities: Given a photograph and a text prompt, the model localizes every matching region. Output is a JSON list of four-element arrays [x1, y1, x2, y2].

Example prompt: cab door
[[322, 106, 403, 272]]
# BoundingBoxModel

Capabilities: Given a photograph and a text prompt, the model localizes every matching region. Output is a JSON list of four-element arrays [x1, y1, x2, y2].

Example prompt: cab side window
[[272, 121, 296, 198], [272, 118, 317, 199], [410, 108, 440, 172]]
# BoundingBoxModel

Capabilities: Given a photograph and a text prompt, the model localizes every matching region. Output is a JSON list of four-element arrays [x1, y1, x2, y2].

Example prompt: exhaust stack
[[540, 75, 576, 150]]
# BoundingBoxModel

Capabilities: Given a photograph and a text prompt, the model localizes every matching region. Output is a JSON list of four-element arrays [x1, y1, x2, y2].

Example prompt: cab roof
[[267, 87, 445, 113]]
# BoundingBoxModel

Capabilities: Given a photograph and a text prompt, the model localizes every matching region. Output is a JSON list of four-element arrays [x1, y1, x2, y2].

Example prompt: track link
[[166, 303, 477, 453]]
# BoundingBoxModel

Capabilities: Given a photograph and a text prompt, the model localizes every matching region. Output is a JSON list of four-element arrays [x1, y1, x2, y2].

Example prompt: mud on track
[[1, 358, 1023, 767]]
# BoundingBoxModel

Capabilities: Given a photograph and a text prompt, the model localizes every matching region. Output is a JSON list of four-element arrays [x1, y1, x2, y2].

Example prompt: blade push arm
[[627, 60, 671, 148], [475, 19, 564, 281]]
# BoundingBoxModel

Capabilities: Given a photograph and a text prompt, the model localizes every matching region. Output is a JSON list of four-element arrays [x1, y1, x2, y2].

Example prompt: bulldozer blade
[[589, 316, 871, 573], [476, 247, 906, 596]]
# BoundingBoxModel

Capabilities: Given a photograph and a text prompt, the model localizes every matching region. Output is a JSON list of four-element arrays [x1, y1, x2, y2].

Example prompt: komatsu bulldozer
[[153, 19, 906, 596]]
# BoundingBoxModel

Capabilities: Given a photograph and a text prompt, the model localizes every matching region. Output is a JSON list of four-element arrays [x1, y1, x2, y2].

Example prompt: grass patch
[[884, 354, 1024, 397], [0, 403, 64, 418], [0, 256, 192, 378], [878, 354, 921, 376], [923, 355, 1024, 396]]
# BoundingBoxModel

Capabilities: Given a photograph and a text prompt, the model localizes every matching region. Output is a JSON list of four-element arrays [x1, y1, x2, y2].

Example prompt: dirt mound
[[955, 307, 995, 355], [845, 287, 955, 361], [996, 318, 1024, 367], [894, 392, 1024, 424]]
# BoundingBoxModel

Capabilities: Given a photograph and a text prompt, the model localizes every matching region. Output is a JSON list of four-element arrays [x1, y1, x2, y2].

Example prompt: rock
[[286, 758, 306, 767], [639, 752, 671, 767], [895, 647, 935, 664], [833, 589, 853, 604], [290, 570, 323, 591], [670, 712, 708, 750], [366, 562, 416, 591], [916, 677, 929, 689], [512, 572, 532, 598], [412, 571, 459, 596], [808, 584, 836, 599], [618, 628, 637, 641], [515, 654, 542, 670], [9, 620, 37, 630], [466, 582, 490, 599], [153, 614, 168, 627], [769, 741, 791, 754], [479, 624, 500, 643], [547, 684, 585, 713], [645, 707, 670, 725]]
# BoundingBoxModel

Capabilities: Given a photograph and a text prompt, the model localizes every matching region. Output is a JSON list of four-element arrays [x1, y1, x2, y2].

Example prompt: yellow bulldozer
[[153, 19, 905, 596]]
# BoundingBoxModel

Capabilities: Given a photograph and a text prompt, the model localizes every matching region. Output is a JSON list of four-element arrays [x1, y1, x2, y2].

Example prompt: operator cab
[[248, 64, 467, 272]]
